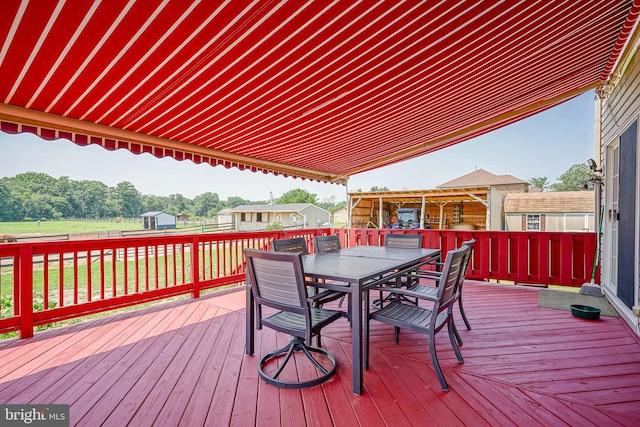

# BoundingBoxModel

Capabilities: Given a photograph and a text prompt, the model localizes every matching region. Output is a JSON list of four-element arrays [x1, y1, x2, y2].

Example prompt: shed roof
[[504, 191, 595, 213], [437, 169, 529, 189], [140, 211, 167, 217], [1, 2, 638, 183]]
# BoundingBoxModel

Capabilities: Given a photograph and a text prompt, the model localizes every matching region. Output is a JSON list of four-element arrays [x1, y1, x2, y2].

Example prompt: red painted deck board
[[1, 282, 639, 426]]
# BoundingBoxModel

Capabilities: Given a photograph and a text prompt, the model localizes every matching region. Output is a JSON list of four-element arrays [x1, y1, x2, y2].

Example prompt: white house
[[229, 203, 331, 231]]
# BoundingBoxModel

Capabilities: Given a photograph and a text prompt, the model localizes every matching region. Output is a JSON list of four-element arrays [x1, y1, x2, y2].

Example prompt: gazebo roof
[[1, 1, 639, 184]]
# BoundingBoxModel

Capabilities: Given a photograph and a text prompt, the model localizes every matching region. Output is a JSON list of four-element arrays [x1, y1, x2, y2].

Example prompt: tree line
[[529, 163, 596, 192], [0, 172, 345, 222]]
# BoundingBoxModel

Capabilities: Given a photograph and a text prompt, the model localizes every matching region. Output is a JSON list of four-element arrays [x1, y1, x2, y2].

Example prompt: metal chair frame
[[245, 249, 342, 389], [365, 245, 470, 391]]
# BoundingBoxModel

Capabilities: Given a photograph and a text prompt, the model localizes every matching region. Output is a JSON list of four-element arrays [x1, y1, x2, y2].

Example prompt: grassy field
[[0, 220, 143, 236]]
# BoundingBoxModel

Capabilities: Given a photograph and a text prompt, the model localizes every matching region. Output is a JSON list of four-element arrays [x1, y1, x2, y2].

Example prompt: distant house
[[332, 206, 348, 224], [229, 204, 331, 231], [504, 191, 595, 232], [438, 168, 530, 194], [176, 213, 189, 222], [140, 211, 176, 230]]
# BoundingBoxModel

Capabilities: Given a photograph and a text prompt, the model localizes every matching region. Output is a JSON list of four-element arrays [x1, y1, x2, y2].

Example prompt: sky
[[0, 91, 596, 203]]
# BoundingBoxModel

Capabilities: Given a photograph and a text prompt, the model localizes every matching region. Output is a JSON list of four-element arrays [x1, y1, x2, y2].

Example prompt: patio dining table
[[245, 245, 440, 395]]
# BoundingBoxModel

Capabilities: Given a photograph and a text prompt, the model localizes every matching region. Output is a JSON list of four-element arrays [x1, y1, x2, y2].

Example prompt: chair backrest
[[435, 245, 471, 311], [245, 248, 309, 316], [272, 237, 308, 254], [314, 235, 342, 253], [384, 233, 423, 248], [458, 238, 475, 284]]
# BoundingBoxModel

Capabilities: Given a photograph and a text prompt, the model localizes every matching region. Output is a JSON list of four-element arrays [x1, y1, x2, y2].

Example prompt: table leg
[[245, 276, 254, 355], [351, 284, 362, 395]]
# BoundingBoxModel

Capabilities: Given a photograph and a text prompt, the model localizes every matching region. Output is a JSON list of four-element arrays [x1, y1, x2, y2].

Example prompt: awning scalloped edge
[[0, 103, 347, 185]]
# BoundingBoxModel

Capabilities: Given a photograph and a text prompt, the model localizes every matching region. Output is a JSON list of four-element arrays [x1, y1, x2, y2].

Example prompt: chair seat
[[370, 301, 448, 333], [406, 283, 438, 298], [263, 307, 343, 334]]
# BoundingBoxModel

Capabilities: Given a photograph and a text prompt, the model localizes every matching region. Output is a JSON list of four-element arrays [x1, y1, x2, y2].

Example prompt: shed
[[348, 186, 505, 231], [504, 191, 595, 232], [140, 211, 176, 230]]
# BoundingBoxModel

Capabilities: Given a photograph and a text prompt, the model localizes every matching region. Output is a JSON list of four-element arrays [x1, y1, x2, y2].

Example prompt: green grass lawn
[[0, 220, 143, 236]]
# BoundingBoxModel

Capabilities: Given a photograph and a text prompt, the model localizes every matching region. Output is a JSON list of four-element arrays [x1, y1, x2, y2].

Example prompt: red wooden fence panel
[[0, 228, 596, 338]]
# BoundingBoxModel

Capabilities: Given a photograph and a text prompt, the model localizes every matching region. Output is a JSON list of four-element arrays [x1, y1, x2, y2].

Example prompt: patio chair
[[271, 237, 308, 253], [312, 235, 351, 313], [313, 234, 342, 252], [272, 237, 346, 320], [245, 249, 343, 389], [373, 233, 424, 308], [384, 233, 423, 249], [418, 239, 476, 331], [364, 244, 470, 392]]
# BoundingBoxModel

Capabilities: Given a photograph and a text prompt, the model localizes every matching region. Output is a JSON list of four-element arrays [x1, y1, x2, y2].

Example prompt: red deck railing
[[0, 228, 597, 339]]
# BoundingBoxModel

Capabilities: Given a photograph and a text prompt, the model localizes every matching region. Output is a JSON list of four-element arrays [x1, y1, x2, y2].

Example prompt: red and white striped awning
[[1, 1, 639, 184]]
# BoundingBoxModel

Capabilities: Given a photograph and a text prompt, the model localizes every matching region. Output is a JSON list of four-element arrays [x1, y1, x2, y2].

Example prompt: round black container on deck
[[570, 304, 601, 320]]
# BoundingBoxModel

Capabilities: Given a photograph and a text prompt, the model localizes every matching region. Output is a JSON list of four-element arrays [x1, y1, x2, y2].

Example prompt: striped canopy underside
[[1, 0, 639, 184]]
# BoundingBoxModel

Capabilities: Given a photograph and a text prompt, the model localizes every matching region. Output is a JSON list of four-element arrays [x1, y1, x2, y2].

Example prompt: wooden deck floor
[[1, 282, 639, 426]]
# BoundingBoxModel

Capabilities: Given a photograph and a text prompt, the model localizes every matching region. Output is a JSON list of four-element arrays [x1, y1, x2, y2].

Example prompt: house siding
[[230, 204, 330, 231], [599, 44, 640, 334]]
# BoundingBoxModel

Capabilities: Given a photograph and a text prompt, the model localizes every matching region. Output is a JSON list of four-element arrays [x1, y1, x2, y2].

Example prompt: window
[[241, 212, 252, 222], [257, 212, 266, 222], [526, 214, 541, 231]]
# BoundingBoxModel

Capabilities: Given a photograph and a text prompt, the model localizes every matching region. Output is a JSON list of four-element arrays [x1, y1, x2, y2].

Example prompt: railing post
[[191, 237, 200, 299], [19, 245, 34, 339]]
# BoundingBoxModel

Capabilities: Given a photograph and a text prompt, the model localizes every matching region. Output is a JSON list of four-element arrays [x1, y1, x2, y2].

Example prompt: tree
[[72, 180, 109, 218], [193, 192, 220, 217], [163, 193, 191, 215], [112, 181, 143, 217], [0, 182, 23, 221], [277, 188, 317, 204], [529, 176, 549, 191], [22, 193, 53, 219], [224, 196, 251, 208], [141, 195, 166, 213], [369, 186, 389, 192], [550, 164, 592, 191]]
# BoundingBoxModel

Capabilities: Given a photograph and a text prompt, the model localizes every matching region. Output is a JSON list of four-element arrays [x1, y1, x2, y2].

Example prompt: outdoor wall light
[[587, 158, 601, 172]]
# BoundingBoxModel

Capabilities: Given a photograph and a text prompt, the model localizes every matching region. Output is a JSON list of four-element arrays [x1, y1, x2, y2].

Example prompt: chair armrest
[[405, 271, 442, 284], [371, 284, 439, 303], [307, 288, 345, 304]]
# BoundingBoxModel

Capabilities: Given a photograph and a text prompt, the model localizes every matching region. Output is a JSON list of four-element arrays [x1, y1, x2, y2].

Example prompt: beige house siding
[[504, 191, 595, 232], [230, 204, 331, 231], [332, 207, 348, 224]]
